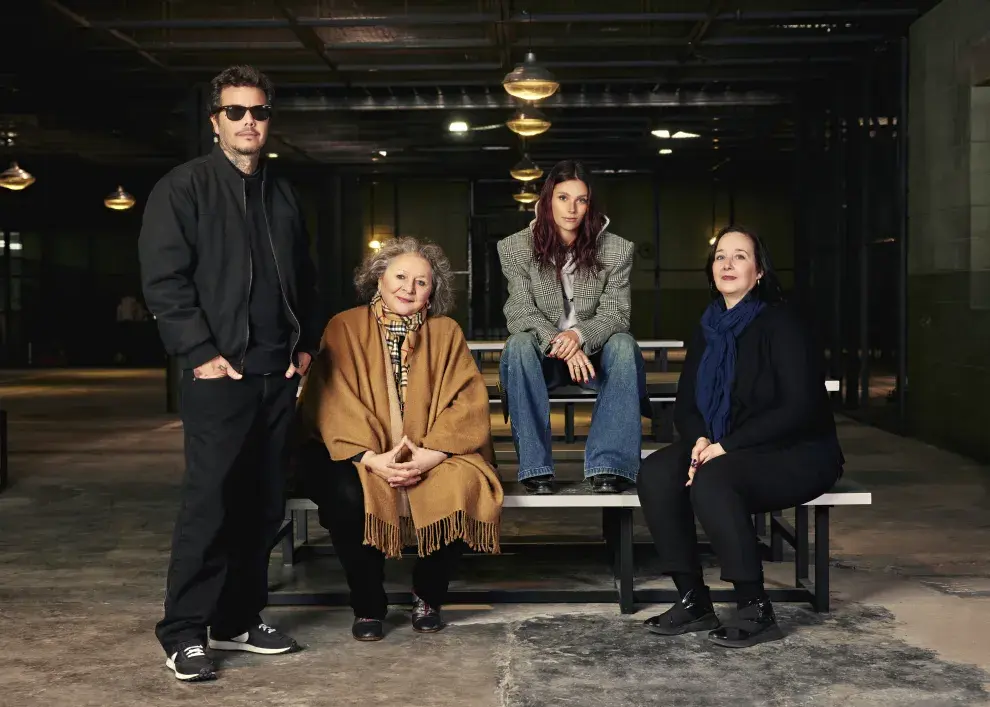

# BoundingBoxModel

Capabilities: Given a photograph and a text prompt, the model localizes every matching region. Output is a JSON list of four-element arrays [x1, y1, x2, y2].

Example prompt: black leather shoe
[[589, 474, 632, 494], [644, 589, 720, 636], [351, 618, 384, 642], [708, 596, 784, 648], [521, 475, 555, 495], [411, 596, 445, 633]]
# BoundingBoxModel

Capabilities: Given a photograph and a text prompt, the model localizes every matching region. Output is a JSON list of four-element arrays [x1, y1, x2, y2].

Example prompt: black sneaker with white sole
[[208, 623, 300, 655], [165, 642, 216, 682]]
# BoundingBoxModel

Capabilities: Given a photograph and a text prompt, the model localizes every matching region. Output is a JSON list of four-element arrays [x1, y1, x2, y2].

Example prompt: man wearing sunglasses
[[139, 65, 323, 681]]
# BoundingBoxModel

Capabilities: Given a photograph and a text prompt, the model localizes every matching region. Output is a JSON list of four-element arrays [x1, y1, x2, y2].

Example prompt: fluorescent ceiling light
[[672, 131, 700, 139], [659, 148, 672, 155], [651, 129, 670, 138], [448, 120, 469, 133]]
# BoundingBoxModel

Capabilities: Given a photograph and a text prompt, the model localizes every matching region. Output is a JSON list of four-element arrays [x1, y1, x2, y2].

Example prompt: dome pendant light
[[512, 183, 539, 204], [510, 154, 543, 182], [104, 185, 136, 211], [502, 52, 560, 101], [506, 105, 551, 137], [0, 161, 36, 191]]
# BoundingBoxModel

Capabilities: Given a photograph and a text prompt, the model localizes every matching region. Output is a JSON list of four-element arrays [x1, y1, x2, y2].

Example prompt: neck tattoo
[[221, 144, 259, 175]]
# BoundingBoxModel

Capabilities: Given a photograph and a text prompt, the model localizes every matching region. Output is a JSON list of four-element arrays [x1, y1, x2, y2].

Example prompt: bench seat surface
[[286, 478, 869, 511]]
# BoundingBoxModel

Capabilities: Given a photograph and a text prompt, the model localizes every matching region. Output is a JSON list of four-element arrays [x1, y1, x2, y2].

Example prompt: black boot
[[521, 474, 555, 495], [643, 588, 720, 636], [411, 596, 445, 633], [708, 596, 784, 648], [589, 474, 632, 494], [351, 618, 384, 642]]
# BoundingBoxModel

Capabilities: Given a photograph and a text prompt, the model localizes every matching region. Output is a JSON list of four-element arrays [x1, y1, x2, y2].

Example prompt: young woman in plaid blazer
[[497, 160, 647, 495]]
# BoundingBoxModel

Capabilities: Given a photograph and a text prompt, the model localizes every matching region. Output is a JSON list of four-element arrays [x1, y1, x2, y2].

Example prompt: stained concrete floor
[[1, 369, 990, 706]]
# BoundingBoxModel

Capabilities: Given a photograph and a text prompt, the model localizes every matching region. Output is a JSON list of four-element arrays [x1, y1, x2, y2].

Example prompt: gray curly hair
[[353, 237, 455, 316]]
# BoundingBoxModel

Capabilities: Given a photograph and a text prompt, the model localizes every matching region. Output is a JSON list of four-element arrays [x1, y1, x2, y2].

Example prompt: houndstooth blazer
[[497, 215, 634, 355]]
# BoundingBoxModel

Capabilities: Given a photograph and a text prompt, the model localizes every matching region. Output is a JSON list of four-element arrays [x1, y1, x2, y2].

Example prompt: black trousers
[[637, 439, 841, 583], [300, 442, 463, 620], [155, 372, 298, 652]]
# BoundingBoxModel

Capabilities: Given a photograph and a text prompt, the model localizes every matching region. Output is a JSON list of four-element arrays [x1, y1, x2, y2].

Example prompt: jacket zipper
[[261, 179, 302, 367], [240, 181, 252, 372]]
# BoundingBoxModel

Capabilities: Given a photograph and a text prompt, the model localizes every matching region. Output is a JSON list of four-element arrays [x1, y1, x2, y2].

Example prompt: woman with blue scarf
[[637, 226, 844, 649]]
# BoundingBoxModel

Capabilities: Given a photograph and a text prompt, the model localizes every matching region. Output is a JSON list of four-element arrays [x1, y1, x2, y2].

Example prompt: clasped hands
[[362, 436, 448, 489], [548, 330, 595, 384], [193, 352, 312, 380], [686, 437, 726, 486]]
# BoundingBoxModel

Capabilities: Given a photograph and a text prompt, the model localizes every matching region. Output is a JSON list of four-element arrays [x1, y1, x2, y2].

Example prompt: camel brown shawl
[[300, 306, 502, 559]]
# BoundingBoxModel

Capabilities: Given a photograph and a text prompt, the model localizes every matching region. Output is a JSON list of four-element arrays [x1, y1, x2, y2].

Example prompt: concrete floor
[[1, 369, 989, 706]]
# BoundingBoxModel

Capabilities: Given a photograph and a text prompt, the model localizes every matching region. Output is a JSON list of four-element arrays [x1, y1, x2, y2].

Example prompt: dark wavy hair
[[531, 160, 606, 277], [209, 65, 274, 115], [706, 225, 784, 303]]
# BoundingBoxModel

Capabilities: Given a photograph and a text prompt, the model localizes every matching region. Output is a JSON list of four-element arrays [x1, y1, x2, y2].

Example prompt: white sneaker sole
[[165, 656, 216, 681], [207, 638, 296, 655]]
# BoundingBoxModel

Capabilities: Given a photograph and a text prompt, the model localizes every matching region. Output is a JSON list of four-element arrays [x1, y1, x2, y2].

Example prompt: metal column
[[858, 62, 872, 409], [652, 176, 662, 337], [896, 36, 910, 424]]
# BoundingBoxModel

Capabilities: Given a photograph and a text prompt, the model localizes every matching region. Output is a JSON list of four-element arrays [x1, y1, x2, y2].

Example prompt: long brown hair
[[531, 160, 606, 277]]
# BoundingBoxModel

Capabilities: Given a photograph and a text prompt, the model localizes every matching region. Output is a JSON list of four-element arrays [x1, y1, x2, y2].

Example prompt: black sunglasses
[[214, 104, 272, 122]]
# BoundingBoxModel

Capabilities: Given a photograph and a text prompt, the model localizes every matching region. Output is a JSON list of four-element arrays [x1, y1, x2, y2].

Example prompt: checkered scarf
[[371, 292, 425, 414]]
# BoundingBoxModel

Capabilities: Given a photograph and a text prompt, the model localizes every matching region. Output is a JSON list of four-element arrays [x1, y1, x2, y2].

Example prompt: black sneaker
[[208, 623, 300, 655], [644, 588, 720, 636], [411, 596, 445, 633], [165, 642, 216, 682]]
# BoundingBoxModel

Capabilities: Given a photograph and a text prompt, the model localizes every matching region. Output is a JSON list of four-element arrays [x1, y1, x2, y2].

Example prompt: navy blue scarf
[[695, 295, 765, 442]]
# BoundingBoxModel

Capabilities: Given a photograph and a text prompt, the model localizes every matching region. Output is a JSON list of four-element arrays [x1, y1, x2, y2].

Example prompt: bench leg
[[280, 516, 296, 567], [617, 508, 634, 614], [602, 508, 618, 564], [795, 505, 809, 584], [754, 512, 767, 539], [770, 510, 783, 561], [564, 403, 576, 443], [814, 505, 831, 613]]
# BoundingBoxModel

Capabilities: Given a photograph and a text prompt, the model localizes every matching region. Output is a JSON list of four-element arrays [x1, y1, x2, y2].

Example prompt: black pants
[[637, 439, 841, 583], [301, 443, 463, 619], [155, 372, 298, 652]]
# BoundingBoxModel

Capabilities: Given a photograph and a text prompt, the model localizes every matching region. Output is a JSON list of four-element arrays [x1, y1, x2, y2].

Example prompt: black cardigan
[[675, 302, 844, 464]]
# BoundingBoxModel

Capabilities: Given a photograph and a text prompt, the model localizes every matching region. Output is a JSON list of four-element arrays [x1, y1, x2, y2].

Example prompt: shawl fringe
[[365, 510, 501, 559]]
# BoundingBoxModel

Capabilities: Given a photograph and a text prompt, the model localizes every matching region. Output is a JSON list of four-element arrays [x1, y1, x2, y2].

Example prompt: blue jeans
[[500, 331, 646, 483]]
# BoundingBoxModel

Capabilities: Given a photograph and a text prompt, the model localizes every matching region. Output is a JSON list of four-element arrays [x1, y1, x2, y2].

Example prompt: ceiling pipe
[[274, 75, 825, 89], [166, 56, 851, 74], [88, 8, 918, 31], [119, 34, 883, 53], [278, 90, 787, 111]]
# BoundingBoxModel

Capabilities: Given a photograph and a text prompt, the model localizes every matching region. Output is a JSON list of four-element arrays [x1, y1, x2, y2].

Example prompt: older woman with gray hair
[[296, 237, 502, 641]]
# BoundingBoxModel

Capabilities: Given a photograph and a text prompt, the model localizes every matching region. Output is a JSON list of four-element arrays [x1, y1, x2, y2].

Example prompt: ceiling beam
[[42, 0, 171, 73], [494, 0, 512, 72], [163, 56, 851, 75], [683, 0, 725, 62], [272, 72, 831, 89], [272, 0, 347, 85], [279, 90, 788, 112], [87, 8, 919, 31], [110, 34, 883, 53]]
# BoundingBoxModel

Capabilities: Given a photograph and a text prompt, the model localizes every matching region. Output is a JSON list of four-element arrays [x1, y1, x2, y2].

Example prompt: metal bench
[[271, 468, 868, 614], [273, 336, 855, 614]]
